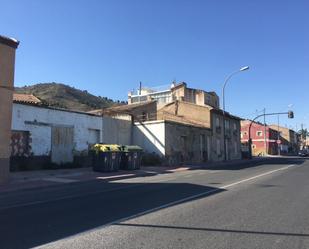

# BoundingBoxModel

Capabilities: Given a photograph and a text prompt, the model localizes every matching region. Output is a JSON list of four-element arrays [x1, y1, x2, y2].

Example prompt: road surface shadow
[[0, 182, 225, 249], [116, 223, 309, 237]]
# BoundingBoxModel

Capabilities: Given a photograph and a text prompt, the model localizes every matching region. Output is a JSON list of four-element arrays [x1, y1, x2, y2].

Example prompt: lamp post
[[222, 66, 249, 161]]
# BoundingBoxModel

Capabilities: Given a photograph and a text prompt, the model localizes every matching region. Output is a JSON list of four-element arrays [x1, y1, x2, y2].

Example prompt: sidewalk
[[0, 157, 269, 194]]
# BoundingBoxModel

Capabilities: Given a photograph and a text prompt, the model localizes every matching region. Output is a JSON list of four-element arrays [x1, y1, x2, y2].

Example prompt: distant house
[[128, 82, 220, 109], [268, 125, 299, 154], [240, 120, 299, 156], [241, 120, 279, 156]]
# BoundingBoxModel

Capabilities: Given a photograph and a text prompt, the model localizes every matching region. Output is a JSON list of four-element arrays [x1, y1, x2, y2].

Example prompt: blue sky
[[1, 0, 308, 130]]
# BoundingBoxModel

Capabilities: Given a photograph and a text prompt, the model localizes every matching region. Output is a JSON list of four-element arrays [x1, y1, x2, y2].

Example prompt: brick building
[[268, 125, 299, 154], [241, 120, 279, 156]]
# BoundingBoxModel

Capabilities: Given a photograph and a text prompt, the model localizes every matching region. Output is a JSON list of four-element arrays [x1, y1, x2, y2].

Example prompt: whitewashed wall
[[133, 120, 165, 156], [12, 103, 102, 156], [102, 116, 132, 145]]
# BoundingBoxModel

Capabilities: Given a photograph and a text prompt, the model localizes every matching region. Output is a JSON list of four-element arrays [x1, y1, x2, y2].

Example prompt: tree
[[298, 128, 309, 138]]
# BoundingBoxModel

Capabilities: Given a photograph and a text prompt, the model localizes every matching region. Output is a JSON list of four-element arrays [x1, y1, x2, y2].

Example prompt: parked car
[[298, 150, 308, 157]]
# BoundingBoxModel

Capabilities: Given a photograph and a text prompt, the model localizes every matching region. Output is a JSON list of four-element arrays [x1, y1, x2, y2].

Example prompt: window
[[234, 141, 238, 155], [131, 96, 147, 103], [233, 123, 237, 131], [256, 131, 263, 137], [206, 95, 211, 104], [215, 117, 221, 133], [216, 139, 221, 155], [216, 117, 220, 127], [225, 120, 231, 134], [240, 132, 243, 139], [225, 120, 230, 130]]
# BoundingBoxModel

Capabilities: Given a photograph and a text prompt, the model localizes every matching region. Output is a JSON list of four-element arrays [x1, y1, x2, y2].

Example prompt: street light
[[222, 66, 249, 161], [240, 66, 250, 71]]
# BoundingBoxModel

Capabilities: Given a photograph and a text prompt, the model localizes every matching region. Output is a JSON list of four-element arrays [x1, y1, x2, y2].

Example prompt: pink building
[[241, 120, 279, 156]]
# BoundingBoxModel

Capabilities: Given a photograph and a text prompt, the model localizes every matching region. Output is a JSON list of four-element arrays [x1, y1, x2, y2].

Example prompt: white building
[[10, 94, 132, 169], [128, 82, 220, 109]]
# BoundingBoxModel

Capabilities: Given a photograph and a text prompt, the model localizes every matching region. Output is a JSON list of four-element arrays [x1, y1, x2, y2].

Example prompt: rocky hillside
[[15, 83, 125, 112]]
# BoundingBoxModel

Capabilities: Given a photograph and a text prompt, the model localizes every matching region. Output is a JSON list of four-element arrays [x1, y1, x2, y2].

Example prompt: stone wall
[[164, 121, 212, 165]]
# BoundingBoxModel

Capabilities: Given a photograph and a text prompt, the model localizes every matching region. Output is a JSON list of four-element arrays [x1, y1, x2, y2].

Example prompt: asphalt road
[[1, 157, 308, 249]]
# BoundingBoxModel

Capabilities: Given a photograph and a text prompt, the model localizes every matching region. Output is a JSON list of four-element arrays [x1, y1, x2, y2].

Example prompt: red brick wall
[[241, 121, 279, 155]]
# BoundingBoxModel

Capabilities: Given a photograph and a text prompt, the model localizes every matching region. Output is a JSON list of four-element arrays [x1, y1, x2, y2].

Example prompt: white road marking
[[0, 164, 296, 213], [96, 173, 135, 180], [222, 164, 295, 189], [33, 164, 297, 247]]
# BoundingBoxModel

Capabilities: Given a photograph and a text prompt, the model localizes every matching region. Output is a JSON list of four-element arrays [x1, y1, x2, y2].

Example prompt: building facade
[[0, 35, 19, 183], [134, 120, 213, 165], [211, 109, 242, 161], [10, 84, 241, 169], [10, 97, 132, 170], [109, 99, 242, 165], [128, 82, 220, 109], [241, 120, 279, 156], [268, 125, 299, 154]]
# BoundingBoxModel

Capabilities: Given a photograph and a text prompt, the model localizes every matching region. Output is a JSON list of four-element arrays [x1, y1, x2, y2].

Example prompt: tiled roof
[[13, 93, 41, 104], [211, 108, 242, 120], [103, 101, 156, 114], [87, 109, 104, 115]]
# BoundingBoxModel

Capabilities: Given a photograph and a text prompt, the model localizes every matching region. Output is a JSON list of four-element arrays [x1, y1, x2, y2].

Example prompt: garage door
[[51, 126, 74, 164]]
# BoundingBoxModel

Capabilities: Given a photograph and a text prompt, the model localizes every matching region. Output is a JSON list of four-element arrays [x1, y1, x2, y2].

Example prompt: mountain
[[14, 83, 125, 112]]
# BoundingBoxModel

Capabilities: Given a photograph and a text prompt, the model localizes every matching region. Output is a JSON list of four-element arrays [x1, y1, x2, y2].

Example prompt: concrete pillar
[[0, 35, 19, 184]]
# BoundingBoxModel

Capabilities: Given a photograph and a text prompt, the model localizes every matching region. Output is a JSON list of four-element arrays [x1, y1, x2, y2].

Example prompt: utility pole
[[138, 81, 142, 103], [277, 115, 280, 155], [301, 123, 304, 149], [263, 108, 267, 156]]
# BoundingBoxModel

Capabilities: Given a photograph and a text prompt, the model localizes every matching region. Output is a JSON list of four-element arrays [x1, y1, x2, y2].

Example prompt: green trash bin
[[120, 145, 143, 170], [91, 144, 122, 172]]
